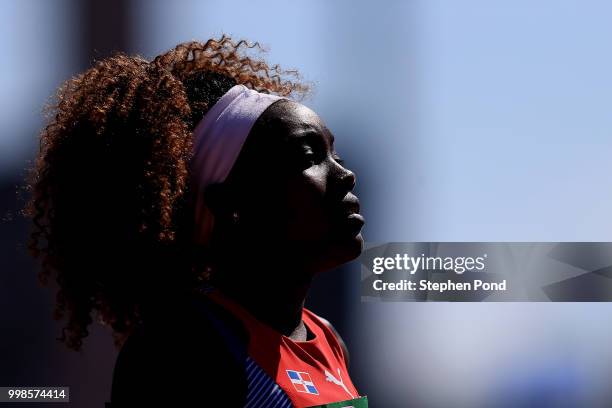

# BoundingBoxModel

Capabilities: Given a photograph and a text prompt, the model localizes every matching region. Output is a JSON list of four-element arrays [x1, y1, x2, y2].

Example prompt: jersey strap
[[245, 356, 294, 408]]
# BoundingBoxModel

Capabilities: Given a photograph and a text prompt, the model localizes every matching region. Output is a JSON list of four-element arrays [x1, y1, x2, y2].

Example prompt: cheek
[[286, 168, 330, 240]]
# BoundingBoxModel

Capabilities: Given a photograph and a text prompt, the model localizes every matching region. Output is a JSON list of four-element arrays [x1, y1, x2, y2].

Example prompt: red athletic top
[[206, 289, 363, 407]]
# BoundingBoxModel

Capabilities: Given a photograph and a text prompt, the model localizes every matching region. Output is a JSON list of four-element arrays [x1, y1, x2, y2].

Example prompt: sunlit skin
[[203, 99, 364, 341]]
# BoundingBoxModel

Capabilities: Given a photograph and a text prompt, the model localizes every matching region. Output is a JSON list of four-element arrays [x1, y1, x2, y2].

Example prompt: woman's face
[[219, 99, 364, 275]]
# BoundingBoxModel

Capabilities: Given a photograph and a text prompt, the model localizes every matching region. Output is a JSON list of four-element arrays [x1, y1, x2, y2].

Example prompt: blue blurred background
[[3, 0, 612, 406]]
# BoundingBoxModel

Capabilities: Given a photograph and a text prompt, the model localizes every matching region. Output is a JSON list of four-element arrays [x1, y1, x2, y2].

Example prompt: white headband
[[191, 84, 285, 245]]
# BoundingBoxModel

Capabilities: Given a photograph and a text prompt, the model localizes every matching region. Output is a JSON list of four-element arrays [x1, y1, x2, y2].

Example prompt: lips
[[346, 212, 365, 224], [339, 195, 360, 217], [336, 196, 365, 234]]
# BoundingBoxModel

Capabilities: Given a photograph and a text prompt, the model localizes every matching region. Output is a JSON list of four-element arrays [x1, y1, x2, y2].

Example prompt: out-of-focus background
[[3, 1, 612, 407]]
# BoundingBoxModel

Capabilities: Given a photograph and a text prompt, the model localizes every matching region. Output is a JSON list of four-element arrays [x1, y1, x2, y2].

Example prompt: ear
[[203, 182, 235, 219]]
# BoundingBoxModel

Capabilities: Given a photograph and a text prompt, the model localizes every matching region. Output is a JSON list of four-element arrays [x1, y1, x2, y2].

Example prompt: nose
[[338, 164, 356, 193]]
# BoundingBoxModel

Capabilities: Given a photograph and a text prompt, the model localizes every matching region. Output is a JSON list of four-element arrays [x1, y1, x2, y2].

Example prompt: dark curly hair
[[23, 35, 309, 352]]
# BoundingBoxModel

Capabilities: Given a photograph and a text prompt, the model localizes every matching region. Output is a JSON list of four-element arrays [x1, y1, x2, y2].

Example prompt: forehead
[[277, 101, 320, 128], [266, 100, 332, 144]]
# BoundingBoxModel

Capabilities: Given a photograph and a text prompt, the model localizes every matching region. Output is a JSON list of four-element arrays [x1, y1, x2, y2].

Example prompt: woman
[[25, 36, 367, 407]]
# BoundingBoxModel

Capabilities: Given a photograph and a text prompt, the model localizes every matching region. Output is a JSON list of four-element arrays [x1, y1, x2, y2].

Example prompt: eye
[[332, 154, 345, 166], [299, 146, 318, 167]]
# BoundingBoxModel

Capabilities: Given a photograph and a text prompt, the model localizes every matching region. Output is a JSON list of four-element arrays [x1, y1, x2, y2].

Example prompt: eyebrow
[[289, 128, 335, 147]]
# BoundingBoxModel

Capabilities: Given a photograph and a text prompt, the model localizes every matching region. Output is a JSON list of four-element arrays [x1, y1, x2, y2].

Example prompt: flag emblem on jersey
[[286, 369, 319, 395]]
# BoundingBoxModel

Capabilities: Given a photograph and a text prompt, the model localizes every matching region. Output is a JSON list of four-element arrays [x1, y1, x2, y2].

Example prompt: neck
[[213, 264, 313, 339]]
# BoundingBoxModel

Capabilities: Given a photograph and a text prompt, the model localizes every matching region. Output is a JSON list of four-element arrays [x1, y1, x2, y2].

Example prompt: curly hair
[[23, 35, 309, 352]]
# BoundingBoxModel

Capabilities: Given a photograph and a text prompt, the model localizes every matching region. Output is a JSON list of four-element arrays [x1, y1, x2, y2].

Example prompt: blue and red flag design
[[286, 370, 319, 395]]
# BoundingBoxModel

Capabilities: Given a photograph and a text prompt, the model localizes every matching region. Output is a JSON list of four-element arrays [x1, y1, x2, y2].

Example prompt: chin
[[314, 232, 364, 273], [338, 232, 364, 260], [294, 228, 365, 274]]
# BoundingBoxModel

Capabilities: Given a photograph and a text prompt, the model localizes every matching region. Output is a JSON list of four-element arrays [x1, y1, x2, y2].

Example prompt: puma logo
[[324, 367, 355, 399]]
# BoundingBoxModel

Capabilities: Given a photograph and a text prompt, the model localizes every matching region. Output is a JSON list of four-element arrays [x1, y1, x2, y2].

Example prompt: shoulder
[[110, 294, 248, 405], [305, 310, 351, 368]]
